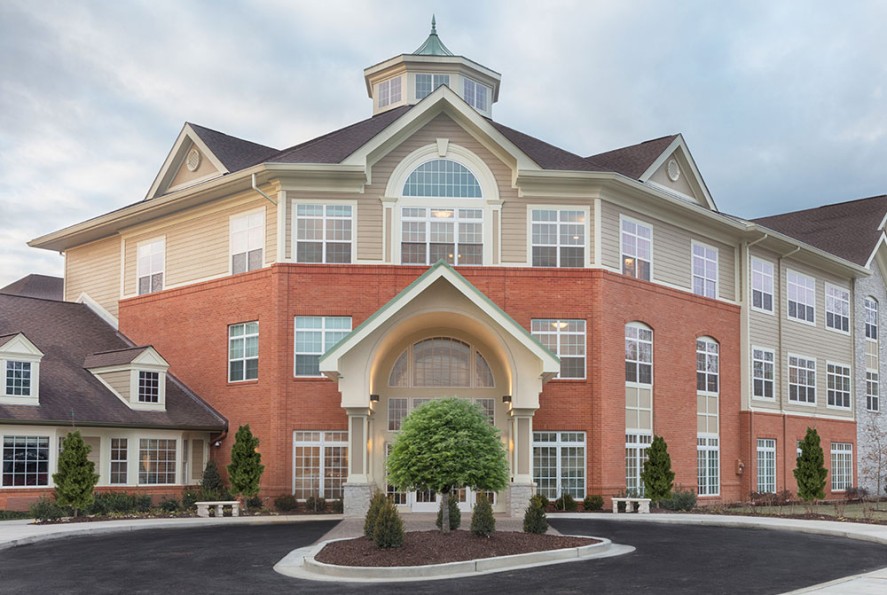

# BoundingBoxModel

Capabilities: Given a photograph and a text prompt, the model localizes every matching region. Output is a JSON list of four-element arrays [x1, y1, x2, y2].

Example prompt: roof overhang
[[638, 134, 718, 211]]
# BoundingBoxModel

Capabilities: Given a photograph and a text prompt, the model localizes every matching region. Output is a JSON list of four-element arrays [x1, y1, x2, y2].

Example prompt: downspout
[[252, 173, 277, 206], [777, 245, 801, 490], [745, 233, 769, 491]]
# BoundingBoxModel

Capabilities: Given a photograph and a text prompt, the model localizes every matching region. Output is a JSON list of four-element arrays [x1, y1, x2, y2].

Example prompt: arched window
[[696, 336, 720, 497], [865, 297, 879, 340], [403, 159, 482, 198], [696, 337, 719, 393], [625, 323, 653, 385], [388, 337, 494, 388]]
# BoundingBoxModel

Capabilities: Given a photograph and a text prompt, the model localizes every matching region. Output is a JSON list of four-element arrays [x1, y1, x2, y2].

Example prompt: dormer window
[[463, 78, 489, 111], [0, 333, 43, 405], [378, 77, 402, 108], [138, 371, 160, 403], [84, 346, 169, 411], [6, 361, 32, 396], [416, 74, 449, 99]]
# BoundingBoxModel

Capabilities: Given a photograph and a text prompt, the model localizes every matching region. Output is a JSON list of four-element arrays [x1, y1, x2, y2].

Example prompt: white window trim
[[292, 430, 349, 499], [228, 321, 259, 383], [697, 435, 720, 497], [864, 297, 879, 340], [787, 353, 817, 407], [750, 257, 775, 315], [531, 319, 587, 380], [229, 208, 265, 275], [290, 200, 356, 264], [129, 367, 167, 411], [751, 346, 776, 401], [756, 438, 777, 493], [377, 76, 403, 109], [136, 236, 165, 295], [293, 316, 352, 378], [830, 442, 853, 492], [696, 337, 720, 396], [786, 269, 816, 326], [1, 433, 52, 488], [532, 431, 587, 500], [619, 215, 654, 282], [691, 240, 719, 299], [866, 370, 880, 412], [625, 322, 653, 387], [824, 283, 851, 335], [137, 436, 180, 486], [526, 205, 590, 268], [825, 361, 852, 411]]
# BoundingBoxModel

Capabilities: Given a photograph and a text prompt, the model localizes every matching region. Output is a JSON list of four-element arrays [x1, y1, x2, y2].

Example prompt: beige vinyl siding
[[98, 370, 131, 399], [511, 200, 597, 266], [65, 236, 121, 317], [168, 143, 221, 190], [122, 192, 276, 295], [284, 192, 377, 262], [600, 201, 736, 300]]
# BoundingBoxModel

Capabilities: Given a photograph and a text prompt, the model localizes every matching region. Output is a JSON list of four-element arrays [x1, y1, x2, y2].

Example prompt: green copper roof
[[412, 16, 454, 56]]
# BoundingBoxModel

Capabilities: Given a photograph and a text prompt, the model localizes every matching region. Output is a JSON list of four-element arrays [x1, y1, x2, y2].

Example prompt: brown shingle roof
[[188, 123, 279, 172], [83, 347, 151, 369], [0, 274, 64, 301], [487, 121, 592, 170], [0, 294, 226, 431], [585, 135, 679, 179], [753, 195, 887, 266]]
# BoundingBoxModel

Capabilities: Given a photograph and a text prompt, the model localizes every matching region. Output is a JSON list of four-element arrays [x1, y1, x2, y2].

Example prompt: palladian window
[[403, 159, 482, 198], [388, 338, 494, 388]]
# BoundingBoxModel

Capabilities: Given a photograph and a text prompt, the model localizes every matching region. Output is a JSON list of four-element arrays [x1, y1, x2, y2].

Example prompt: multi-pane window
[[110, 438, 128, 485], [475, 398, 495, 424], [294, 316, 351, 377], [867, 371, 880, 412], [752, 347, 775, 399], [751, 258, 774, 312], [826, 363, 851, 409], [403, 159, 482, 198], [531, 319, 586, 379], [388, 398, 408, 431], [865, 297, 879, 340], [625, 324, 653, 384], [621, 218, 652, 281], [692, 242, 718, 298], [696, 338, 719, 393], [388, 339, 494, 388], [137, 238, 164, 295], [138, 439, 176, 484], [533, 431, 586, 500], [295, 204, 353, 264], [530, 209, 585, 268], [697, 436, 720, 496], [5, 361, 31, 396], [788, 355, 816, 404], [463, 77, 489, 111], [293, 431, 348, 499], [2, 436, 49, 486], [416, 73, 450, 99], [378, 77, 402, 107], [385, 443, 408, 505], [401, 207, 483, 266], [787, 270, 815, 324], [137, 371, 159, 403], [830, 443, 853, 491], [825, 285, 850, 332], [230, 211, 264, 274], [228, 322, 259, 382], [756, 438, 776, 493], [625, 433, 652, 496]]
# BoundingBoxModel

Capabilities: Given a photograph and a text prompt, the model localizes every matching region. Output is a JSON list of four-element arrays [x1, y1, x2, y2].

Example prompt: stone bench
[[195, 500, 241, 518], [611, 497, 651, 514]]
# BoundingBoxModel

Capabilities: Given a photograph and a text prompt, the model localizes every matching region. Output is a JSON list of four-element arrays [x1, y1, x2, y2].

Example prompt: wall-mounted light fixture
[[370, 394, 380, 402], [502, 395, 512, 404]]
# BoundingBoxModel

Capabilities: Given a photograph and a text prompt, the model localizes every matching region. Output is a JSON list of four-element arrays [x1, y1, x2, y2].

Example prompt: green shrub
[[135, 494, 152, 513], [0, 510, 30, 520], [554, 493, 577, 511], [372, 500, 404, 548], [88, 492, 138, 515], [30, 497, 66, 522], [364, 492, 387, 538], [535, 494, 550, 509], [274, 494, 299, 513], [199, 460, 229, 501], [470, 494, 495, 537], [246, 496, 263, 510], [305, 495, 326, 513], [523, 495, 548, 534], [159, 497, 180, 513], [182, 489, 200, 511], [435, 494, 461, 530], [660, 488, 697, 511], [330, 499, 344, 514], [583, 494, 604, 511]]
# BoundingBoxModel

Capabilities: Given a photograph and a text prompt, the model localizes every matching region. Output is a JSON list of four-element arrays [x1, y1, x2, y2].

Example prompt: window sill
[[227, 379, 259, 386]]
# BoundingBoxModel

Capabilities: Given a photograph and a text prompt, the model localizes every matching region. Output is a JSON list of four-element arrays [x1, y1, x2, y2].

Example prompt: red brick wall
[[0, 485, 189, 512]]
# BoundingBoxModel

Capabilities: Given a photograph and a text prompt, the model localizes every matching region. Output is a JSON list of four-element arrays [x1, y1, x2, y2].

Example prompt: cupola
[[363, 17, 501, 118]]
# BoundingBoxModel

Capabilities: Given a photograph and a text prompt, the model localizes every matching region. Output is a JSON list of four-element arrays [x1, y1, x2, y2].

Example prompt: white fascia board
[[132, 347, 169, 368], [77, 293, 119, 331], [747, 223, 870, 278], [340, 87, 540, 171], [864, 231, 887, 270], [0, 333, 43, 358], [637, 134, 717, 211], [145, 123, 229, 200]]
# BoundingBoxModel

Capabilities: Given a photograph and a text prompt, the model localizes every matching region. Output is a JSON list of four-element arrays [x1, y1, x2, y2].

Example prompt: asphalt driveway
[[0, 518, 885, 594]]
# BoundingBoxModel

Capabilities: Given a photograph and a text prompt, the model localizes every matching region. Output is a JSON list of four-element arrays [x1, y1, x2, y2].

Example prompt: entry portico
[[320, 262, 560, 516]]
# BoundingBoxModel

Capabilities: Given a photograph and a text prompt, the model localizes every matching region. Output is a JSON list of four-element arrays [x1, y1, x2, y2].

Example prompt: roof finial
[[412, 15, 453, 56], [431, 15, 437, 35]]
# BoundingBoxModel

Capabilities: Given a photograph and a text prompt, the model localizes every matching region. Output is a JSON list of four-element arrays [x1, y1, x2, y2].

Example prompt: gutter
[[251, 173, 277, 206]]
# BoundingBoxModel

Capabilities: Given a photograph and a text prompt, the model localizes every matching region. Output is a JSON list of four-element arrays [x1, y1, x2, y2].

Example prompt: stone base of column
[[508, 483, 535, 518], [343, 483, 374, 517]]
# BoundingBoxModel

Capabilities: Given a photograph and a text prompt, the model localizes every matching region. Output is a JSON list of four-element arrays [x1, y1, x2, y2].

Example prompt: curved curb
[[273, 535, 634, 583]]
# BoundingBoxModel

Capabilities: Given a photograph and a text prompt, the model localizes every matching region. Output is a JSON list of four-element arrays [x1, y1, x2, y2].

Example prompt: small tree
[[53, 431, 98, 517], [364, 491, 388, 538], [641, 435, 675, 505], [523, 495, 548, 534], [372, 499, 404, 548], [794, 427, 828, 509], [471, 494, 496, 537], [227, 425, 265, 509], [387, 398, 509, 534], [200, 460, 228, 500]]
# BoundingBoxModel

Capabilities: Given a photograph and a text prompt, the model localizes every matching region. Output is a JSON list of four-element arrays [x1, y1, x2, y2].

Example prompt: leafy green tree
[[641, 435, 675, 505], [227, 425, 265, 508], [53, 431, 98, 517], [387, 398, 509, 533], [794, 427, 828, 507]]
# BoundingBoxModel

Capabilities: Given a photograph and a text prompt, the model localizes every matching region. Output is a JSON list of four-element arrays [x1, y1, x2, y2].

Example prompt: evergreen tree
[[523, 495, 548, 534], [227, 425, 265, 508], [471, 493, 496, 537], [53, 431, 98, 517], [200, 460, 228, 500], [364, 492, 388, 538], [794, 427, 828, 507], [641, 435, 675, 505]]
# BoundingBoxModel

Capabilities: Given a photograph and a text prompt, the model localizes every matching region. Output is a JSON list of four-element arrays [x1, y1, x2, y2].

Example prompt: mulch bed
[[315, 530, 599, 567]]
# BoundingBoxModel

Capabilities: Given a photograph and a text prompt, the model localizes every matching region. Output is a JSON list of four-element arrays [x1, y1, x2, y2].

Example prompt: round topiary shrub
[[304, 495, 326, 513], [470, 494, 496, 537], [523, 495, 548, 534], [364, 492, 388, 538], [583, 494, 604, 511], [274, 494, 298, 513], [372, 500, 404, 548], [554, 493, 577, 511], [436, 494, 461, 530]]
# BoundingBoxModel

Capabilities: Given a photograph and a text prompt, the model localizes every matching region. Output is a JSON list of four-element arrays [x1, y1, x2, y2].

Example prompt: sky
[[2, 0, 887, 287]]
